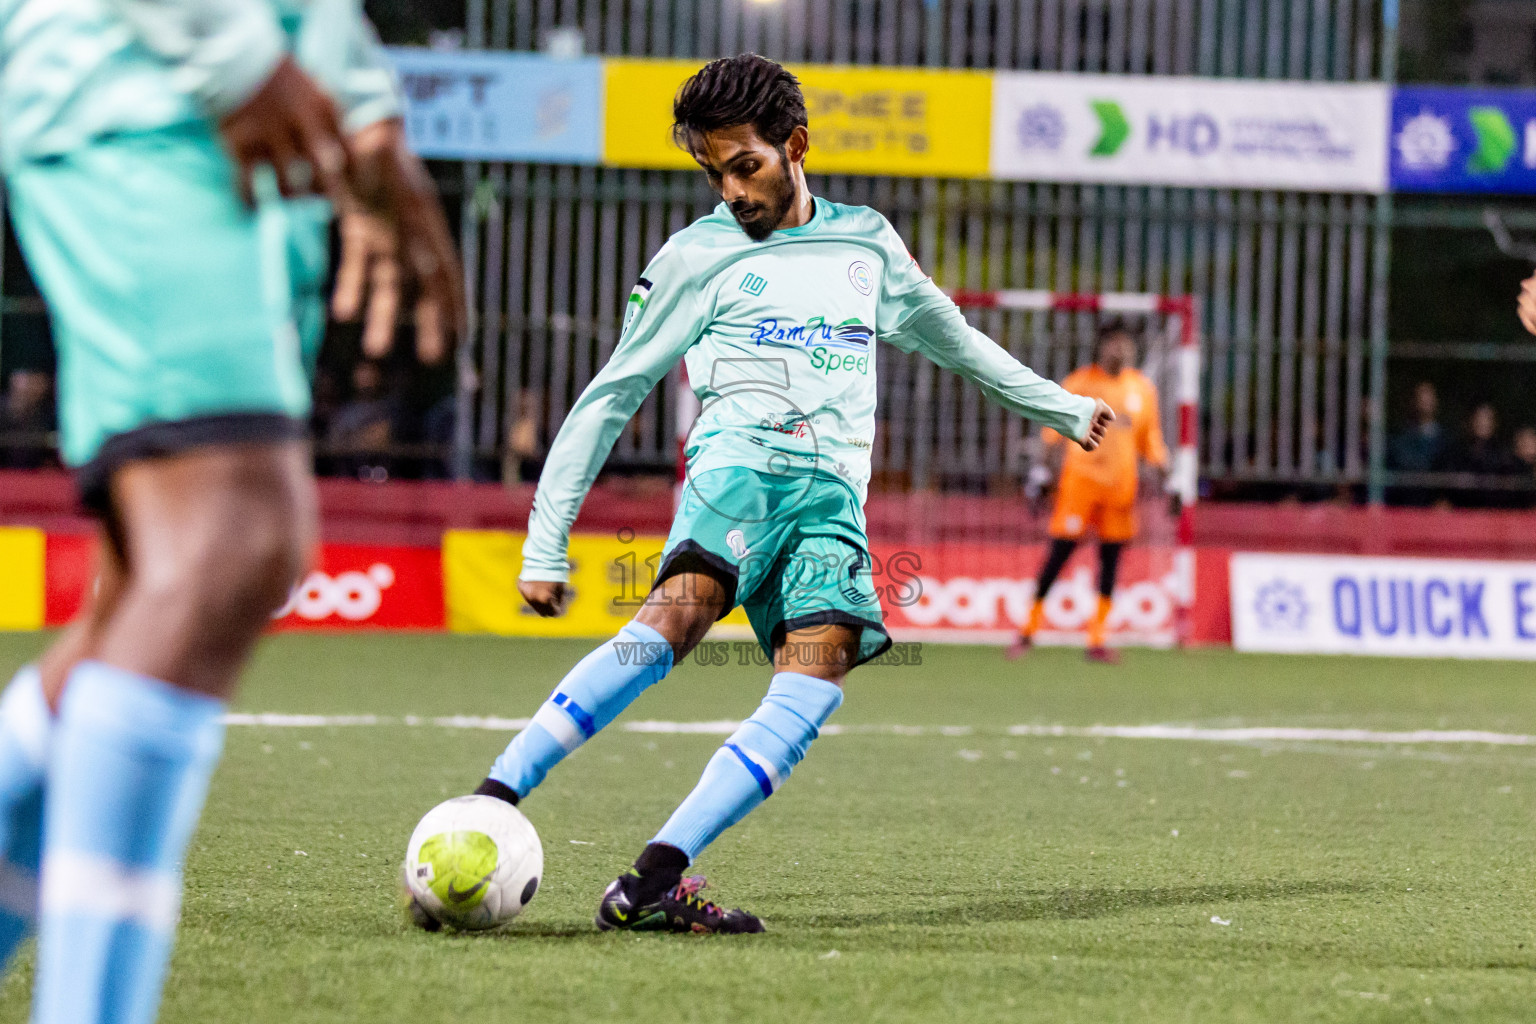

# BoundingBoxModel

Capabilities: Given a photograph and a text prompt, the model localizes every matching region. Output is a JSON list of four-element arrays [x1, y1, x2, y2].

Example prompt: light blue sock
[[653, 672, 843, 860], [0, 666, 49, 969], [31, 661, 225, 1024], [488, 621, 674, 797]]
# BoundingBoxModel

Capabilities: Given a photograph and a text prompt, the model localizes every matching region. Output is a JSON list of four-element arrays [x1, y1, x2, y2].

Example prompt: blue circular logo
[[1017, 105, 1067, 151], [848, 261, 874, 296]]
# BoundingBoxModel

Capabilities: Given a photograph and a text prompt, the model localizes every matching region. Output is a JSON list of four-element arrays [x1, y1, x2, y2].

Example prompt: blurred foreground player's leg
[[0, 534, 126, 968]]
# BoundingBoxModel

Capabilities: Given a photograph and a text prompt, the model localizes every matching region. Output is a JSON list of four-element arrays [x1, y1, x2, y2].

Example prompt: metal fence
[[0, 1, 1393, 497], [456, 0, 1392, 495]]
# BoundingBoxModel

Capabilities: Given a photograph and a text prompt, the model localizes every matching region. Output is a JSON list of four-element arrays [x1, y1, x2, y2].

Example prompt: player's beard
[[730, 157, 797, 242]]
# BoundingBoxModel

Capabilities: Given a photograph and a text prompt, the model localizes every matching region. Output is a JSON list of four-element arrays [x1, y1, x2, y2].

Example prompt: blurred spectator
[[310, 365, 343, 439], [1448, 403, 1519, 508], [0, 369, 54, 469], [1516, 427, 1536, 474], [1515, 427, 1536, 507], [503, 388, 543, 484], [327, 359, 398, 481], [1450, 403, 1516, 475], [1389, 381, 1448, 473]]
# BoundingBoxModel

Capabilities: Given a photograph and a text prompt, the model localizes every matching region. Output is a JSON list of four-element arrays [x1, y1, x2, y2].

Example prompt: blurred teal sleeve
[[292, 0, 401, 131], [103, 0, 286, 117], [520, 243, 707, 583], [104, 0, 398, 127], [871, 214, 1095, 443]]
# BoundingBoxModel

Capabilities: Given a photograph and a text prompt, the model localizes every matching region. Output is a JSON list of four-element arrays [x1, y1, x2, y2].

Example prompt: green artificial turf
[[1, 632, 1535, 1022]]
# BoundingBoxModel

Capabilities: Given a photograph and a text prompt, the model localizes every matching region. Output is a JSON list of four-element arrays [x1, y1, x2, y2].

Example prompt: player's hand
[[332, 118, 465, 364], [1076, 399, 1115, 452], [218, 56, 349, 203], [518, 579, 570, 618], [1519, 271, 1536, 336]]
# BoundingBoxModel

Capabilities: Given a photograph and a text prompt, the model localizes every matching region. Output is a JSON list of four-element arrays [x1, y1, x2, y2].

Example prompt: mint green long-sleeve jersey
[[0, 0, 398, 170], [520, 198, 1097, 583]]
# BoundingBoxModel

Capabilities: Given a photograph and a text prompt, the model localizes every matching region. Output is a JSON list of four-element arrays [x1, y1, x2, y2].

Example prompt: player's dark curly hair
[[1094, 317, 1139, 355], [672, 54, 808, 149]]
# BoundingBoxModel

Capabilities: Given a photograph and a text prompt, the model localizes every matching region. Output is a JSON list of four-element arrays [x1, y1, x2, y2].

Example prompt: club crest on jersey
[[622, 277, 652, 335], [847, 261, 874, 296], [750, 316, 872, 351]]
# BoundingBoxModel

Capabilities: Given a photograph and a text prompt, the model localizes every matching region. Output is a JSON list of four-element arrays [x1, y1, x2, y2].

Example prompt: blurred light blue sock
[[31, 661, 224, 1024], [653, 673, 843, 860], [488, 621, 673, 797], [0, 665, 48, 969]]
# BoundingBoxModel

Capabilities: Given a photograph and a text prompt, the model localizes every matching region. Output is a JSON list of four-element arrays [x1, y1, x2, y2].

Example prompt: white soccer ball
[[403, 795, 543, 931]]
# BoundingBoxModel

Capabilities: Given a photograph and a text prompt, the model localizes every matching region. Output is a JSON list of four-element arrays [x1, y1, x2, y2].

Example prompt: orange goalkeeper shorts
[[1049, 475, 1137, 543]]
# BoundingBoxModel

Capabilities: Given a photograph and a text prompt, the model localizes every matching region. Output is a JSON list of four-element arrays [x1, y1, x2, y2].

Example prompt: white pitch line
[[1006, 724, 1536, 747], [220, 714, 1536, 748]]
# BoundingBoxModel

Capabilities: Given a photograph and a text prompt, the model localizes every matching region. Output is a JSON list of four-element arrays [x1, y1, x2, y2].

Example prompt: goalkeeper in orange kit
[[1009, 320, 1169, 664]]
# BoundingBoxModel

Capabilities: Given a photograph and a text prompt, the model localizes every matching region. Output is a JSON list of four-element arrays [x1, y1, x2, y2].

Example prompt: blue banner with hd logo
[[385, 48, 603, 164], [1391, 87, 1536, 194]]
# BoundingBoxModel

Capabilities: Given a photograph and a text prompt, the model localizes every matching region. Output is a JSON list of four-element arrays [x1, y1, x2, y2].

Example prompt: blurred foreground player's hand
[[218, 56, 349, 201], [332, 118, 466, 364], [1076, 399, 1116, 452], [1519, 271, 1536, 336], [518, 579, 571, 618]]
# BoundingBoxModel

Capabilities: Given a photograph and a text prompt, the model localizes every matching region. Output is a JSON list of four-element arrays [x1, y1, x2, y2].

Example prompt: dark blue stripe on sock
[[552, 694, 596, 739], [726, 743, 774, 799]]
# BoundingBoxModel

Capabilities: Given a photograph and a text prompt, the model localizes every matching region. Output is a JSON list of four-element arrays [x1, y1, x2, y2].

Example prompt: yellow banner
[[444, 529, 751, 639], [603, 59, 992, 178], [0, 527, 44, 631]]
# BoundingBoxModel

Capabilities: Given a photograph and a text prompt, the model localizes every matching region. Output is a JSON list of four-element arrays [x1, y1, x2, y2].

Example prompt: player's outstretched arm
[[870, 213, 1106, 447], [886, 297, 1109, 448], [518, 246, 706, 615]]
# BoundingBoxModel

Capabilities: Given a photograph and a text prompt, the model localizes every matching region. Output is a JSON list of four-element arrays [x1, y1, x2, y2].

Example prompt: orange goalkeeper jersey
[[1043, 365, 1169, 503]]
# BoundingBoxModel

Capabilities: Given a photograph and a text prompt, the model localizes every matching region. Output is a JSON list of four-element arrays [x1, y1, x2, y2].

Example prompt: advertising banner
[[991, 73, 1390, 193], [273, 544, 445, 630], [0, 527, 44, 631], [386, 48, 603, 163], [43, 533, 94, 627], [603, 59, 992, 178], [444, 530, 753, 638], [1232, 552, 1536, 660], [1391, 87, 1536, 194], [873, 542, 1191, 647]]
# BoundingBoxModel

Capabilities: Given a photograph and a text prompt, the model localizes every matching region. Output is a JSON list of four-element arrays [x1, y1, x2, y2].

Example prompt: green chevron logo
[[1466, 106, 1517, 176], [1090, 100, 1131, 158]]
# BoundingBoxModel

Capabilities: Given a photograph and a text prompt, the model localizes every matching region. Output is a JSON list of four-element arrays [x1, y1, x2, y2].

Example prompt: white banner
[[991, 73, 1390, 193], [1232, 553, 1536, 660]]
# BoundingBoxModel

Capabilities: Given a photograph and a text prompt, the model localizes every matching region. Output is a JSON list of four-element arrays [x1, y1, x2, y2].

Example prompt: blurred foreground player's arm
[[104, 0, 462, 360], [519, 244, 706, 608], [105, 0, 349, 198], [1519, 271, 1536, 336], [321, 7, 465, 363], [869, 220, 1112, 450]]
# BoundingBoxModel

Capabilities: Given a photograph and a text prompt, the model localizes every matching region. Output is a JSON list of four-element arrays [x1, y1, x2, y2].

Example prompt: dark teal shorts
[[656, 467, 891, 667]]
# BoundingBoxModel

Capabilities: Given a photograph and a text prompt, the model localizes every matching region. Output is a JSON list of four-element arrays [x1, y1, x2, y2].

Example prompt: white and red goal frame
[[947, 290, 1202, 549]]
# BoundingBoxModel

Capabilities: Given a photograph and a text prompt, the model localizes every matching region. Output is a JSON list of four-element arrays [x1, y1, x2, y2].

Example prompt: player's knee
[[634, 598, 719, 658]]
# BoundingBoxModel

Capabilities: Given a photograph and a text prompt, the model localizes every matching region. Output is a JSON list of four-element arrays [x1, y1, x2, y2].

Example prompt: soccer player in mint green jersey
[[0, 2, 461, 1020], [461, 54, 1113, 935]]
